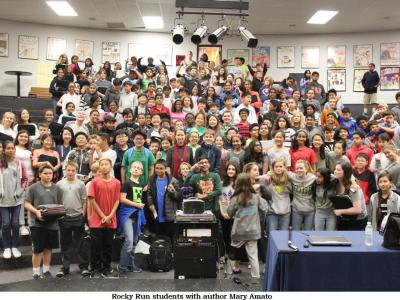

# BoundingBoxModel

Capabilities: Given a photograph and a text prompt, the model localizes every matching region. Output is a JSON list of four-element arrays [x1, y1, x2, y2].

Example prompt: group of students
[[1, 52, 400, 283]]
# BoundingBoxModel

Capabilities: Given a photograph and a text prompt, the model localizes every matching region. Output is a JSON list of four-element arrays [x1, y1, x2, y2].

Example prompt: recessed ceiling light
[[307, 10, 338, 24], [142, 16, 164, 29], [46, 1, 78, 16]]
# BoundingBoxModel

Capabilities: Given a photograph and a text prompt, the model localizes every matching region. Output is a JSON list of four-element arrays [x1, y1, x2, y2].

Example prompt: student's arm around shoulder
[[226, 196, 238, 218]]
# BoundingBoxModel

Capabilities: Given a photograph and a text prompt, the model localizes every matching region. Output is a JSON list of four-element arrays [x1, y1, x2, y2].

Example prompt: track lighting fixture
[[208, 25, 228, 44], [238, 26, 258, 48], [172, 24, 185, 44]]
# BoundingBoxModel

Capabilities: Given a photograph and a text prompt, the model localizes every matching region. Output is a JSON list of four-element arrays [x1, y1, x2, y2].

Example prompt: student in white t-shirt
[[97, 133, 117, 177]]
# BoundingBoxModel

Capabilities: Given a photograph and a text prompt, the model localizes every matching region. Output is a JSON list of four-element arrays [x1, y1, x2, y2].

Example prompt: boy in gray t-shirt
[[25, 165, 63, 279], [56, 161, 89, 277]]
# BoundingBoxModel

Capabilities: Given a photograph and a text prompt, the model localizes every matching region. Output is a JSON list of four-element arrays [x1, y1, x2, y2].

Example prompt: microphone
[[287, 226, 299, 252]]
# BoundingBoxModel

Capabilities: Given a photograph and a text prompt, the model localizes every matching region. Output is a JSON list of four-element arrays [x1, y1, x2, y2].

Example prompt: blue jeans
[[268, 213, 290, 231], [291, 211, 314, 231], [0, 205, 21, 248], [314, 210, 337, 231], [119, 217, 139, 275]]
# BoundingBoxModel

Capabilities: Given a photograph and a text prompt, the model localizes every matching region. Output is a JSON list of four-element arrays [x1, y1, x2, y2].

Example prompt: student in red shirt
[[289, 130, 317, 172], [352, 153, 377, 205], [235, 108, 251, 140], [87, 158, 121, 278], [346, 131, 374, 167], [150, 93, 171, 119]]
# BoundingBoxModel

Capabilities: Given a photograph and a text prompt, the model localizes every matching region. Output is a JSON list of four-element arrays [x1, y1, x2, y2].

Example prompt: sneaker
[[250, 277, 260, 285], [20, 226, 30, 236], [247, 263, 251, 269], [2, 248, 11, 259], [56, 270, 69, 278], [33, 274, 43, 280], [101, 269, 114, 278], [118, 272, 128, 279], [42, 271, 53, 278], [11, 248, 22, 258], [80, 269, 91, 277], [90, 271, 103, 279], [129, 265, 142, 273]]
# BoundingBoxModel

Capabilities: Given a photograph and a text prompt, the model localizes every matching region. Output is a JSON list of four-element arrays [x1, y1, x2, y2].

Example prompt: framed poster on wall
[[327, 69, 346, 92], [251, 46, 270, 67], [277, 46, 295, 68], [380, 67, 400, 90], [0, 33, 9, 57], [197, 45, 222, 65], [301, 46, 319, 68], [102, 41, 120, 64], [46, 37, 67, 61], [227, 49, 250, 66], [327, 45, 346, 68], [353, 69, 368, 92], [353, 44, 373, 68], [380, 43, 400, 66], [75, 40, 94, 61], [18, 35, 39, 60], [128, 43, 173, 66]]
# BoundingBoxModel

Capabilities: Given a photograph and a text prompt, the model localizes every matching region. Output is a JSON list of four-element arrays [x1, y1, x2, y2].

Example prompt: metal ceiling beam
[[175, 0, 249, 10]]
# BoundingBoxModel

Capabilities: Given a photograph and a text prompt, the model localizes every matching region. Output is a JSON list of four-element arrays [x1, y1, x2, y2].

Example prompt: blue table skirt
[[264, 231, 400, 291]]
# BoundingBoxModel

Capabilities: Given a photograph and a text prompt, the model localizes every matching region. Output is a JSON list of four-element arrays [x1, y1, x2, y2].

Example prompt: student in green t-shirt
[[185, 155, 222, 214], [121, 130, 155, 187]]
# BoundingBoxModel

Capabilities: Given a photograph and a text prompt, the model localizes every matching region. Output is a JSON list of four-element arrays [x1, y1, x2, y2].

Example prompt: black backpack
[[381, 213, 400, 250], [149, 235, 173, 272]]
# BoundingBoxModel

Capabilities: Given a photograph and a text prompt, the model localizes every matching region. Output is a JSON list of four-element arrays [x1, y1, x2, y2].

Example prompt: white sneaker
[[20, 226, 30, 236], [3, 248, 11, 259], [11, 248, 21, 258]]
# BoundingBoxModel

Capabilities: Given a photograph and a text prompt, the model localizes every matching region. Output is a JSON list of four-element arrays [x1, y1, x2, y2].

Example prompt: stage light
[[208, 26, 228, 44], [172, 24, 185, 44], [238, 26, 258, 48], [191, 25, 208, 44]]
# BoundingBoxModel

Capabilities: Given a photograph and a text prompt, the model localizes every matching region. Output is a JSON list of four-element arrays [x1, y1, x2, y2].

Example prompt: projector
[[183, 199, 205, 214]]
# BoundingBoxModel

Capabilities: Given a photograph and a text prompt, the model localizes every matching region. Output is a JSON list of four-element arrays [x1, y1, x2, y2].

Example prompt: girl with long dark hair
[[369, 172, 400, 230], [0, 141, 28, 259], [314, 168, 336, 230], [243, 140, 268, 175], [331, 161, 367, 230]]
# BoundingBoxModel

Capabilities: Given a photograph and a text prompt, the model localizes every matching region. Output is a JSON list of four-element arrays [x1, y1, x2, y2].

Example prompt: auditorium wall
[[0, 18, 398, 104]]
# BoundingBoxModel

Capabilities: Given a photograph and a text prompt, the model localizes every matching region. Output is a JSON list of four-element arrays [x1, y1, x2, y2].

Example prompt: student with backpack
[[118, 161, 146, 278], [227, 173, 269, 284], [121, 130, 156, 186]]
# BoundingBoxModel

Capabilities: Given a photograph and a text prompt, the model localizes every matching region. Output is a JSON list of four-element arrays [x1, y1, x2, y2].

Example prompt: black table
[[4, 70, 32, 97], [264, 230, 400, 291]]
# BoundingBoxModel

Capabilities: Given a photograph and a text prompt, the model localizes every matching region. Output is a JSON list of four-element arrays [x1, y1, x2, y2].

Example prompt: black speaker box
[[183, 199, 205, 214], [174, 242, 216, 279]]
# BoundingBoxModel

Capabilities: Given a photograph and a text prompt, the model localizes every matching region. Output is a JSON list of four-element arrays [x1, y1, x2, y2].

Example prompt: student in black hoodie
[[361, 63, 380, 115], [49, 68, 68, 115], [194, 129, 221, 173]]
